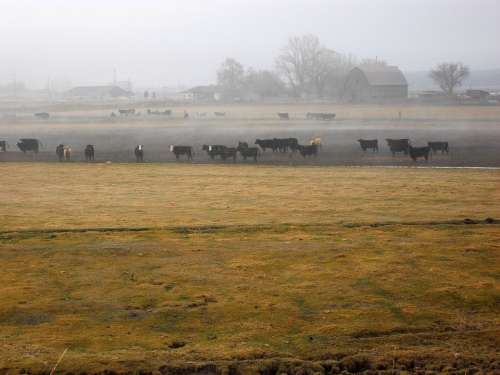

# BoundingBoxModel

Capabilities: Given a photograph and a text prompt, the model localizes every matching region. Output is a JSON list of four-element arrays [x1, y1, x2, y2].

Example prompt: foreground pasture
[[0, 164, 499, 373]]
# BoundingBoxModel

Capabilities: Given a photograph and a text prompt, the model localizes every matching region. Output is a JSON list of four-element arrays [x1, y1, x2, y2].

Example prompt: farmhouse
[[342, 66, 408, 102], [182, 85, 221, 102], [65, 85, 133, 100]]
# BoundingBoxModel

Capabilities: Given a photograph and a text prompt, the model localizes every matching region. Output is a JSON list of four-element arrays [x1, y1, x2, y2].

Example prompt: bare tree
[[245, 69, 286, 99], [276, 34, 355, 98], [429, 62, 470, 95], [275, 34, 321, 97], [217, 58, 245, 99]]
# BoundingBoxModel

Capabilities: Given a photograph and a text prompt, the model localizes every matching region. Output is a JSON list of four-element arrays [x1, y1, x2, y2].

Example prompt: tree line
[[216, 34, 470, 100]]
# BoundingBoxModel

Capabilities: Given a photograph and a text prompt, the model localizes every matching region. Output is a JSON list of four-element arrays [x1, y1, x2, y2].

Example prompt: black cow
[[134, 145, 144, 162], [297, 144, 318, 158], [17, 138, 41, 153], [274, 138, 299, 152], [220, 147, 237, 161], [0, 140, 8, 152], [34, 112, 50, 119], [358, 139, 379, 152], [278, 112, 289, 120], [202, 144, 227, 159], [428, 141, 449, 154], [386, 138, 410, 156], [409, 145, 431, 162], [119, 109, 135, 116], [84, 145, 95, 161], [237, 142, 259, 161], [255, 139, 277, 152], [170, 145, 193, 160], [56, 144, 65, 162], [306, 112, 336, 121]]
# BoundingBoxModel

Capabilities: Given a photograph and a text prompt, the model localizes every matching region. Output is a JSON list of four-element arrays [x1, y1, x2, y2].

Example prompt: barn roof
[[356, 66, 408, 86], [65, 85, 132, 97]]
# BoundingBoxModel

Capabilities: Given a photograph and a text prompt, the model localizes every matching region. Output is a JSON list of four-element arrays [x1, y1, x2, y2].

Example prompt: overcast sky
[[1, 0, 498, 89]]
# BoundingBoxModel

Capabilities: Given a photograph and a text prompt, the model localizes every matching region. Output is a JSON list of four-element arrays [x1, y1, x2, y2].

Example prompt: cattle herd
[[0, 136, 450, 163]]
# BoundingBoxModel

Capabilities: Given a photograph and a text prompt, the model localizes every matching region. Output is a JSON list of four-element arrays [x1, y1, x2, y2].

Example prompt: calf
[[386, 138, 410, 156], [409, 145, 431, 162], [428, 141, 449, 154], [358, 139, 378, 152], [170, 145, 193, 160]]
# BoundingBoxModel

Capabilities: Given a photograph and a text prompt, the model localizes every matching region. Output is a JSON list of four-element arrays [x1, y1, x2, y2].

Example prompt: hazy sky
[[1, 0, 498, 89]]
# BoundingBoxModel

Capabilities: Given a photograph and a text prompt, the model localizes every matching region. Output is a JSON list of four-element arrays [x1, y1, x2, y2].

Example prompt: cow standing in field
[[34, 112, 50, 119], [310, 137, 322, 150], [386, 139, 410, 156], [170, 145, 193, 160], [84, 145, 95, 161], [409, 145, 431, 162], [17, 138, 41, 154], [278, 112, 289, 120], [63, 147, 71, 161], [202, 144, 227, 160], [428, 141, 449, 154], [297, 144, 318, 158], [220, 147, 237, 161], [255, 139, 277, 152], [358, 139, 379, 152], [135, 145, 144, 162], [237, 142, 259, 161], [118, 109, 135, 116], [0, 140, 8, 152], [274, 138, 299, 152], [306, 113, 336, 121], [56, 144, 65, 161]]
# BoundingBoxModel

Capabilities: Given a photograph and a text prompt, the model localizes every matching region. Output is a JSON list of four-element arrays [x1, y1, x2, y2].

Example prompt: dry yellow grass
[[0, 164, 499, 373]]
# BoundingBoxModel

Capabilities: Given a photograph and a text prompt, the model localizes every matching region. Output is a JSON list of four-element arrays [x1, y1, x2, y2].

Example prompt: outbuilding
[[342, 66, 408, 102]]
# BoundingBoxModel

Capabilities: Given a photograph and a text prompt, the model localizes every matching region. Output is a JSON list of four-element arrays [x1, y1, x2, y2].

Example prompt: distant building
[[342, 66, 408, 102], [182, 85, 221, 102], [65, 85, 133, 100], [465, 89, 490, 100]]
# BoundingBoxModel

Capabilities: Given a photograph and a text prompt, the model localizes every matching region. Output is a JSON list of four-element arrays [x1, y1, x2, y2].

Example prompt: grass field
[[0, 163, 499, 373], [3, 101, 500, 121]]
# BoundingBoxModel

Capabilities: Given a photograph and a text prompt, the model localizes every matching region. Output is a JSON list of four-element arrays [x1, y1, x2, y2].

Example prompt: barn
[[342, 66, 408, 102]]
